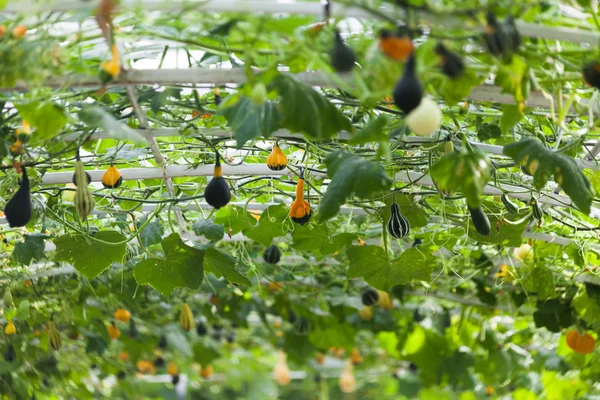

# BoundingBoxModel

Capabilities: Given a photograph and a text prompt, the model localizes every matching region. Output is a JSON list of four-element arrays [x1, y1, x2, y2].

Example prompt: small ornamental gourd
[[4, 168, 32, 228], [377, 291, 393, 310], [331, 29, 356, 73], [379, 29, 413, 62], [154, 356, 165, 368], [273, 351, 291, 386], [158, 335, 168, 349], [501, 193, 519, 214], [387, 201, 410, 239], [196, 322, 208, 336], [566, 330, 595, 354], [289, 169, 311, 225], [350, 348, 363, 365], [406, 97, 442, 136], [583, 61, 600, 90], [102, 164, 122, 189], [339, 361, 356, 393], [74, 153, 95, 219], [361, 288, 379, 307], [179, 303, 194, 332], [100, 44, 121, 80], [5, 321, 16, 335], [266, 145, 287, 171], [393, 53, 423, 114], [114, 308, 131, 323], [107, 322, 121, 340], [263, 245, 281, 264], [358, 306, 373, 321], [199, 364, 214, 378], [530, 197, 543, 222], [214, 88, 222, 106], [4, 344, 16, 363], [204, 152, 231, 209], [435, 42, 465, 78], [3, 288, 12, 308], [168, 362, 179, 376], [468, 206, 491, 236], [47, 320, 62, 351], [483, 12, 520, 58]]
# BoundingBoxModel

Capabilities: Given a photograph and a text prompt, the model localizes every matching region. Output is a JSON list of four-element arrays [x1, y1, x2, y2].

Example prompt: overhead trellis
[[2, 0, 600, 398]]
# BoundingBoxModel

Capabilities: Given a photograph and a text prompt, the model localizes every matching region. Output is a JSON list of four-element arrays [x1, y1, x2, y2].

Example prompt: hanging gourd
[[289, 169, 311, 225], [167, 362, 179, 376], [483, 12, 520, 58], [199, 364, 214, 378], [377, 290, 393, 310], [179, 303, 195, 332], [405, 97, 442, 136], [196, 321, 208, 336], [100, 44, 121, 80], [102, 164, 122, 189], [350, 348, 363, 365], [47, 320, 62, 351], [331, 29, 356, 72], [273, 351, 291, 386], [501, 193, 519, 214], [358, 306, 373, 321], [583, 61, 600, 90], [214, 88, 222, 106], [339, 361, 356, 393], [113, 308, 131, 323], [435, 42, 465, 78], [4, 168, 32, 228], [566, 330, 596, 354], [204, 152, 231, 209], [3, 344, 15, 363], [266, 145, 288, 171], [387, 200, 410, 239], [468, 206, 490, 236], [530, 196, 543, 224], [5, 321, 16, 335], [107, 322, 121, 340], [379, 29, 413, 62], [361, 288, 379, 307], [392, 53, 423, 114], [74, 152, 95, 219], [263, 245, 281, 264]]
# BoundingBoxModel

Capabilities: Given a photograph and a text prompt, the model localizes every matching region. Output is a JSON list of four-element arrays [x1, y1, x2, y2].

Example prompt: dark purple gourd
[[4, 168, 32, 228], [263, 245, 281, 264], [361, 288, 379, 306], [204, 152, 231, 209], [331, 29, 356, 73], [435, 43, 465, 79], [483, 11, 506, 56], [392, 53, 423, 114]]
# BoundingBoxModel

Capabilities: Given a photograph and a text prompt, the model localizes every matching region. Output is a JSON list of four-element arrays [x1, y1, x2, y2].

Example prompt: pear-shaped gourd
[[266, 146, 287, 171], [4, 168, 32, 228], [273, 351, 291, 386], [74, 160, 95, 219], [331, 29, 356, 73], [204, 153, 231, 209], [102, 165, 122, 189], [379, 30, 413, 62], [361, 288, 379, 306], [289, 169, 311, 225], [387, 201, 410, 239], [469, 206, 490, 236], [405, 98, 442, 136], [392, 53, 423, 114]]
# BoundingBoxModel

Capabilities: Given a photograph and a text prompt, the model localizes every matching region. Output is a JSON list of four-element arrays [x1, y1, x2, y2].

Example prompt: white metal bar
[[3, 1, 600, 45]]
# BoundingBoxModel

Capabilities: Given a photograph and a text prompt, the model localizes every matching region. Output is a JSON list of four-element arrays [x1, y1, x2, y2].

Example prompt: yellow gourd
[[100, 45, 121, 79], [5, 321, 16, 335], [167, 362, 179, 376], [266, 145, 287, 171], [358, 306, 373, 321], [199, 364, 213, 378], [377, 290, 393, 310], [179, 303, 194, 332], [47, 321, 62, 351]]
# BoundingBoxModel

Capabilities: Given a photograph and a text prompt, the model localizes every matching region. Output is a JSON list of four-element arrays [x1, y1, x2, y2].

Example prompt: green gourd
[[469, 206, 491, 236]]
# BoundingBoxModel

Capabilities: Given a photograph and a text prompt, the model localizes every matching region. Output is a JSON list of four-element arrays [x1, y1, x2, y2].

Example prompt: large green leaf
[[243, 204, 288, 246], [204, 247, 250, 285], [348, 114, 389, 144], [12, 234, 45, 265], [15, 101, 68, 142], [430, 150, 491, 208], [78, 105, 146, 143], [193, 342, 221, 366], [53, 231, 126, 279], [214, 205, 254, 235], [134, 233, 204, 296], [268, 74, 352, 140], [218, 96, 281, 148], [401, 326, 450, 384], [193, 218, 225, 242], [532, 298, 575, 333], [346, 245, 436, 291], [503, 137, 594, 214], [291, 223, 357, 255], [495, 55, 529, 105], [135, 215, 164, 247], [468, 213, 528, 247], [318, 151, 392, 221]]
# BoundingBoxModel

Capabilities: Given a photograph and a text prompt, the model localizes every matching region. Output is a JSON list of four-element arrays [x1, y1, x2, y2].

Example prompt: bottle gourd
[[392, 53, 423, 114], [4, 168, 32, 228], [204, 152, 231, 209], [435, 42, 464, 78], [74, 154, 95, 219], [179, 303, 194, 332], [387, 201, 410, 239], [289, 169, 312, 225], [331, 29, 356, 73]]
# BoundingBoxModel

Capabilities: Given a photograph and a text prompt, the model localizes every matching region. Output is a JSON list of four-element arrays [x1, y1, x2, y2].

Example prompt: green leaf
[[283, 331, 315, 363], [495, 55, 529, 104], [53, 231, 126, 279], [135, 215, 164, 247], [500, 104, 523, 134], [150, 88, 181, 113], [214, 205, 254, 235], [291, 224, 357, 255], [308, 320, 355, 350], [204, 248, 250, 285], [533, 298, 575, 333], [193, 218, 225, 242], [503, 137, 594, 214], [133, 233, 204, 296], [348, 114, 389, 144], [15, 101, 68, 142], [435, 68, 484, 106], [318, 151, 392, 221], [12, 234, 45, 265], [430, 150, 491, 208], [402, 326, 450, 384], [243, 204, 288, 246], [521, 264, 555, 300], [346, 246, 436, 291], [477, 123, 502, 142], [193, 342, 221, 365], [78, 105, 146, 143], [268, 74, 352, 140], [218, 96, 281, 148]]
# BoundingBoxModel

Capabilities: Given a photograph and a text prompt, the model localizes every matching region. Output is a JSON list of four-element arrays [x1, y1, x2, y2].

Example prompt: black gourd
[[387, 201, 410, 239], [4, 168, 32, 228], [263, 245, 281, 264], [469, 206, 491, 236], [504, 16, 521, 52], [154, 356, 165, 368], [331, 29, 356, 73], [4, 344, 16, 362], [204, 152, 231, 209], [226, 332, 235, 344], [158, 335, 167, 349], [501, 193, 519, 214], [361, 288, 379, 307], [72, 171, 91, 186], [293, 317, 311, 336], [435, 43, 465, 78], [583, 61, 600, 89], [129, 319, 138, 339], [392, 53, 423, 114], [117, 371, 126, 380], [172, 375, 180, 385], [196, 322, 207, 336], [483, 12, 507, 56]]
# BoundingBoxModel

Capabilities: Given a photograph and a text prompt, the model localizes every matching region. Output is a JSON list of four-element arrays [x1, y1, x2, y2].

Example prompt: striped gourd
[[468, 206, 491, 236], [74, 161, 95, 219], [501, 193, 519, 214], [387, 202, 410, 239], [530, 197, 543, 221]]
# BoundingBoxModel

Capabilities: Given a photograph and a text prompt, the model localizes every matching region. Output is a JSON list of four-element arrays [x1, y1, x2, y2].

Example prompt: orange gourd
[[350, 348, 363, 365], [266, 145, 287, 171], [379, 29, 413, 61], [289, 169, 311, 225], [566, 330, 595, 354], [167, 362, 179, 376], [199, 364, 213, 378], [113, 308, 131, 322], [136, 360, 157, 375], [102, 165, 123, 189], [107, 322, 121, 340]]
